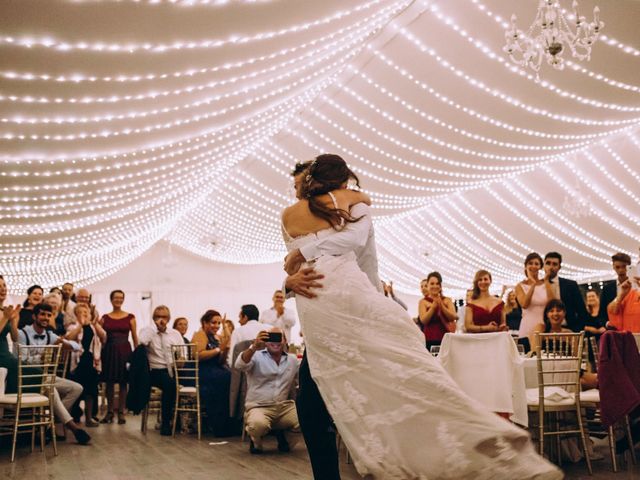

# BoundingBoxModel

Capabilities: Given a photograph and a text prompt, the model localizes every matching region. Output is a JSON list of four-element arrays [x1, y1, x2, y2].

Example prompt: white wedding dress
[[284, 221, 563, 479]]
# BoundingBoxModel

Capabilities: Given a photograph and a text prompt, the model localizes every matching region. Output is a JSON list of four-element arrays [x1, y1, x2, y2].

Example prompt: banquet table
[[438, 332, 528, 426]]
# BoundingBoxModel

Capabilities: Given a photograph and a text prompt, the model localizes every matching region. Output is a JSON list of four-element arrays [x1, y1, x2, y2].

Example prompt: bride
[[281, 154, 562, 479]]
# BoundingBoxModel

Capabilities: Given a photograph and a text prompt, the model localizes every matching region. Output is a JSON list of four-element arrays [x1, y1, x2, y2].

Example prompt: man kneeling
[[235, 327, 299, 454]]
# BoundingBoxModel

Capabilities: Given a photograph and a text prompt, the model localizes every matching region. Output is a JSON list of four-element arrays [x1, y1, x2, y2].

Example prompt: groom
[[284, 161, 382, 480]]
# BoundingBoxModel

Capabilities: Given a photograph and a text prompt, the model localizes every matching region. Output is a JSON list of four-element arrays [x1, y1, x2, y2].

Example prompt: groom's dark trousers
[[297, 351, 341, 480]]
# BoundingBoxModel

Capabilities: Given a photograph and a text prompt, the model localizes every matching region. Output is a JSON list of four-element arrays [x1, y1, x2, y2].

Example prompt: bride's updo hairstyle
[[300, 153, 363, 229]]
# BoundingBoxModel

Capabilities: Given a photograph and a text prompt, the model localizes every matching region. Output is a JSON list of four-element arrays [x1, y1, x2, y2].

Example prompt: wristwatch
[[248, 343, 256, 352]]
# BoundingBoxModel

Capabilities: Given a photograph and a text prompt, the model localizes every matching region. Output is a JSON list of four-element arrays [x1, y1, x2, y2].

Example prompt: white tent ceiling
[[1, 0, 639, 296]]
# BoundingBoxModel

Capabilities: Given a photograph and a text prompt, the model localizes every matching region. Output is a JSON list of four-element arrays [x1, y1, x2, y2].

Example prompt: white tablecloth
[[439, 332, 528, 426]]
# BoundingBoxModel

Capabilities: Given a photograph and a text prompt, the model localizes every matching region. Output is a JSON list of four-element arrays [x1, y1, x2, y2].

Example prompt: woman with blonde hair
[[66, 303, 107, 427]]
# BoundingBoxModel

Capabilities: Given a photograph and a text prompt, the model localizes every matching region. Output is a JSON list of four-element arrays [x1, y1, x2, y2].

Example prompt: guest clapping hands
[[418, 272, 457, 348]]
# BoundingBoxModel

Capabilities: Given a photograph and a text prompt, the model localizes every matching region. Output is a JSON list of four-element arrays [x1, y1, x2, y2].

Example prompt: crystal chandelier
[[504, 0, 604, 79]]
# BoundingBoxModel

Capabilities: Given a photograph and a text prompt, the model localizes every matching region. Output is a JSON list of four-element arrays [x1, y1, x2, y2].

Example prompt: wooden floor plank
[[1, 418, 638, 479]]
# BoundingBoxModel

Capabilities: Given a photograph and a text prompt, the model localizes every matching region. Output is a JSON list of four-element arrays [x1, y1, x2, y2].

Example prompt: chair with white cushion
[[527, 332, 592, 474], [171, 343, 201, 439], [0, 344, 61, 462]]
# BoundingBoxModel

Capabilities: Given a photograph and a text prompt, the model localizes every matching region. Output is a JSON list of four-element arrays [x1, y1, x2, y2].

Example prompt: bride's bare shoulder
[[282, 200, 307, 220], [332, 189, 371, 206]]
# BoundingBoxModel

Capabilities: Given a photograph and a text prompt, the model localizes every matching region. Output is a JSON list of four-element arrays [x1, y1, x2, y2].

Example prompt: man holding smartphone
[[235, 327, 299, 454]]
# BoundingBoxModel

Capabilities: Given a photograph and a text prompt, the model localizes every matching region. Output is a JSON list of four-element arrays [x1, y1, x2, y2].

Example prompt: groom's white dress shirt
[[298, 203, 382, 292]]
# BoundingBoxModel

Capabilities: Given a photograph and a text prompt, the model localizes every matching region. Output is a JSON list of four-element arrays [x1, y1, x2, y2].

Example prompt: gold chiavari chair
[[527, 332, 592, 474], [171, 343, 201, 439], [0, 344, 61, 462]]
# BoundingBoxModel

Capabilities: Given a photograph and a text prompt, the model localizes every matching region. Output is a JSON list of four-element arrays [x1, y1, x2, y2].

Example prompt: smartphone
[[266, 332, 283, 343]]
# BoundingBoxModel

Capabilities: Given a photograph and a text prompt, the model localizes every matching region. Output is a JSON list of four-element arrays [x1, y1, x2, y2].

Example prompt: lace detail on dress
[[291, 251, 562, 480]]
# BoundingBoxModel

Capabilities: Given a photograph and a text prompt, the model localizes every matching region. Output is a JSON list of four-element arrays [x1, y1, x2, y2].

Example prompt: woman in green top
[[0, 276, 21, 393]]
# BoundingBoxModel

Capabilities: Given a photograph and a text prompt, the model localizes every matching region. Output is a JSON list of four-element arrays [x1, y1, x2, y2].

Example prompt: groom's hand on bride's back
[[285, 267, 324, 299]]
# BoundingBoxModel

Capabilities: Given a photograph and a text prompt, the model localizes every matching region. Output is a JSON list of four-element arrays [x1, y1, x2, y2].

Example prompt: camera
[[266, 332, 283, 343]]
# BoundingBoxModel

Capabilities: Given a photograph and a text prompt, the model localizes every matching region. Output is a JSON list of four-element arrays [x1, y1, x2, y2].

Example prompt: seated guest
[[224, 319, 235, 337], [530, 299, 574, 352], [138, 305, 183, 436], [66, 303, 106, 427], [607, 276, 640, 333], [172, 316, 190, 343], [43, 292, 66, 335], [504, 290, 522, 331], [235, 327, 299, 454], [192, 309, 235, 436], [465, 270, 507, 333], [17, 303, 91, 444], [18, 284, 43, 328], [418, 272, 457, 349]]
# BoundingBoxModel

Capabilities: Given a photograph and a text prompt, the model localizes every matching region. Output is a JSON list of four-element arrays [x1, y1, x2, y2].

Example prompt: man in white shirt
[[17, 303, 90, 445], [260, 290, 297, 344], [61, 282, 76, 325], [138, 305, 183, 436], [228, 304, 263, 363], [235, 327, 299, 454]]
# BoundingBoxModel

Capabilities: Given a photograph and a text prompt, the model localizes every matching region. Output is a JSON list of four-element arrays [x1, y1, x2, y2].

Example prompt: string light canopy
[[1, 0, 639, 297]]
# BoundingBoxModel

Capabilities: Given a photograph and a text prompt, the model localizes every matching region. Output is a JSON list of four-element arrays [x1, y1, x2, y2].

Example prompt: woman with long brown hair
[[465, 270, 507, 333], [281, 154, 561, 479]]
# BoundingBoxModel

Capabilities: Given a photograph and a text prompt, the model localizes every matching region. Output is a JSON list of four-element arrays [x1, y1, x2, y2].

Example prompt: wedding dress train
[[286, 228, 563, 479]]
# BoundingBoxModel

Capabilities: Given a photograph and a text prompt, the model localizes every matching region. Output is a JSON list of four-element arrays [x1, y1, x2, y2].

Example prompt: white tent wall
[[85, 240, 420, 341], [85, 241, 294, 341]]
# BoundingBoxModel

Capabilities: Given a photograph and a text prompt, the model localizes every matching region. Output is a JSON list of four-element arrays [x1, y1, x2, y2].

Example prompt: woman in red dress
[[100, 289, 138, 424], [417, 272, 458, 349], [465, 270, 508, 333]]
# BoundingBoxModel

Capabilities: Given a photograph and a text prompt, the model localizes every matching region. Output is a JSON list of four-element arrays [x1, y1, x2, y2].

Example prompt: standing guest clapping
[[100, 289, 138, 425], [465, 270, 507, 333], [515, 253, 552, 346], [418, 272, 457, 349], [66, 303, 106, 427], [0, 276, 20, 393]]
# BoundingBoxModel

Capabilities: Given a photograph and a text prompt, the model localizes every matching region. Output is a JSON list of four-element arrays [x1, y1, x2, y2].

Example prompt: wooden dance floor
[[0, 421, 637, 479]]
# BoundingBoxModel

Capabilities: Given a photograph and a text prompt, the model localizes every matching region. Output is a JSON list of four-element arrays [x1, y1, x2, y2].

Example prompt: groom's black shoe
[[249, 439, 263, 454], [276, 431, 290, 452]]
